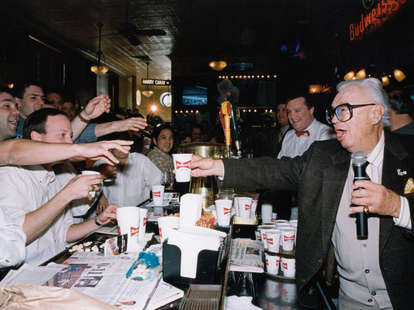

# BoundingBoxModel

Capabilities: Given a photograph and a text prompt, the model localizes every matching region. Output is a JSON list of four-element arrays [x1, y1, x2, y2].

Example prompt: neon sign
[[349, 0, 407, 41]]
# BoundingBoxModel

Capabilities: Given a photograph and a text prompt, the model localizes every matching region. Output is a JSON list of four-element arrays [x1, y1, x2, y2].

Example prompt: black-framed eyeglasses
[[325, 103, 376, 124]]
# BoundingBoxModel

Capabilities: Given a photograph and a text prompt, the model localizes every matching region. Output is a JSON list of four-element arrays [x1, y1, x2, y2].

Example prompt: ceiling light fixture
[[209, 60, 227, 71], [90, 23, 109, 75], [141, 61, 154, 98], [393, 69, 406, 82]]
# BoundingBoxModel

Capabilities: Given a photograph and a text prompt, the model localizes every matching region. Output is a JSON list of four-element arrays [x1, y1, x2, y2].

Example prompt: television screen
[[182, 85, 208, 106]]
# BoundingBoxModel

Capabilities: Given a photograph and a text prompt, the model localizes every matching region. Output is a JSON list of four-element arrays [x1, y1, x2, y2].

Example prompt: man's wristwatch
[[94, 216, 103, 226]]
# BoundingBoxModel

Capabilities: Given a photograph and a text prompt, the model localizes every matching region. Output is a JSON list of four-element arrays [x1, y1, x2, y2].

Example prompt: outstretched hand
[[96, 204, 118, 225], [82, 94, 111, 120], [190, 154, 225, 178], [73, 140, 133, 165]]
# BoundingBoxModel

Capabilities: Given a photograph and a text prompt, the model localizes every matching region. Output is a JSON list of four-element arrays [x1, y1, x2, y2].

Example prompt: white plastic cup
[[281, 257, 296, 278], [158, 216, 180, 243], [138, 207, 148, 241], [116, 207, 139, 252], [152, 185, 165, 206], [265, 229, 281, 254], [233, 197, 241, 217], [258, 226, 273, 250], [281, 228, 296, 252], [261, 203, 273, 223], [238, 197, 252, 218], [254, 230, 261, 241], [172, 153, 193, 182], [272, 212, 277, 222], [265, 253, 281, 275], [215, 199, 232, 227], [81, 170, 101, 198]]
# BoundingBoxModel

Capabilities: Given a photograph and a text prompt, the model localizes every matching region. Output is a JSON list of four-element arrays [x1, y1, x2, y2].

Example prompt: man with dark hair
[[278, 95, 334, 158], [0, 89, 19, 141], [0, 108, 118, 265], [387, 87, 414, 135]]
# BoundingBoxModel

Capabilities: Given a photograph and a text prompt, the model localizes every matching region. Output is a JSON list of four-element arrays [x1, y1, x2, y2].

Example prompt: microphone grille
[[351, 150, 367, 166]]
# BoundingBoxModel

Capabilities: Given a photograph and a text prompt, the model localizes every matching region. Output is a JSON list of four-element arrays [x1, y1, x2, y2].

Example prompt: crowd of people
[[1, 77, 413, 309]]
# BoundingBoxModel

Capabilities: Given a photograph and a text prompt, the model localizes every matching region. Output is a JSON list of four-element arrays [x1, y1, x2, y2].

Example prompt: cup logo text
[[223, 207, 232, 215], [130, 226, 139, 237], [175, 160, 191, 169]]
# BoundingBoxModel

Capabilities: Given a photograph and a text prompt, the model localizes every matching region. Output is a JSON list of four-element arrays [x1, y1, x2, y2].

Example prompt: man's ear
[[310, 106, 315, 115], [30, 131, 42, 141], [369, 104, 384, 124]]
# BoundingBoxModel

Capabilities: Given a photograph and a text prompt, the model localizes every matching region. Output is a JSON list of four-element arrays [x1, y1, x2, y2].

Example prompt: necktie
[[295, 130, 310, 137]]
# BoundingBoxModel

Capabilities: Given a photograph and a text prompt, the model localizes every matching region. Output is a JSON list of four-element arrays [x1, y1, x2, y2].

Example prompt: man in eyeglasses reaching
[[191, 78, 413, 310]]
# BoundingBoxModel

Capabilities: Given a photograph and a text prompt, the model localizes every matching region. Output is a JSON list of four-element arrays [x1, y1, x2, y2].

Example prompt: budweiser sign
[[153, 191, 161, 198], [283, 235, 295, 242], [223, 207, 232, 215]]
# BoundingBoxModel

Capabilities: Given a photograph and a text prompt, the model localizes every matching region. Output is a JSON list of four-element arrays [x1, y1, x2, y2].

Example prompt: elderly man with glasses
[[191, 78, 414, 310]]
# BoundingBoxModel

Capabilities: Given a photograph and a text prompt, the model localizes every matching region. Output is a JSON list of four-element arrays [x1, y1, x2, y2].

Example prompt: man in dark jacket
[[191, 78, 413, 310]]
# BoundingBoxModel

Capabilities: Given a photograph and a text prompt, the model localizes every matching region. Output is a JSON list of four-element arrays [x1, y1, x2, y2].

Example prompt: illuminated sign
[[141, 79, 171, 86], [349, 0, 406, 41]]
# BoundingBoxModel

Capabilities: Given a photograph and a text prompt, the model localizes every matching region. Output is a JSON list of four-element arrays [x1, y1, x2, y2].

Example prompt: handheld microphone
[[351, 150, 369, 240]]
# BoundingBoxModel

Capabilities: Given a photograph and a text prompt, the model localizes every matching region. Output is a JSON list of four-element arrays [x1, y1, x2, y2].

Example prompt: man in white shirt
[[96, 148, 162, 208], [0, 108, 118, 265], [278, 95, 334, 158]]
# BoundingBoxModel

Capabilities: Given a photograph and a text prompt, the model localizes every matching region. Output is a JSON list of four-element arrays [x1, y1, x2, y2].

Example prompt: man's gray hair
[[336, 78, 391, 127]]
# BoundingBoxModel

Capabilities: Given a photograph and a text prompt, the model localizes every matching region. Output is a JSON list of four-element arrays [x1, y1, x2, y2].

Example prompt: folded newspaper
[[0, 251, 182, 310], [229, 238, 264, 273]]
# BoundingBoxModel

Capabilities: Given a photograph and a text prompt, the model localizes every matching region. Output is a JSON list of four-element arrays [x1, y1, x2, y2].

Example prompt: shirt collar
[[367, 130, 384, 168], [25, 165, 56, 183]]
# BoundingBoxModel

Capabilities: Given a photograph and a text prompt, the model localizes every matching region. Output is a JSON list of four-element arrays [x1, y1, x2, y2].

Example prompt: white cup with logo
[[172, 153, 193, 182], [281, 257, 296, 278], [158, 216, 180, 243], [265, 253, 281, 275], [152, 185, 165, 206], [265, 229, 281, 253], [215, 199, 232, 227], [281, 228, 296, 252], [116, 207, 139, 252], [237, 197, 252, 218]]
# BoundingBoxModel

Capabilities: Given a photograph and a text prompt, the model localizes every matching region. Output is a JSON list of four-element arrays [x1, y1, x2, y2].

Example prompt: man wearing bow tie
[[277, 95, 334, 159]]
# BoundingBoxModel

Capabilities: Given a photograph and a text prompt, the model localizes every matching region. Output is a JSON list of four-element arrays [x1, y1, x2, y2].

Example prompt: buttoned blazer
[[222, 131, 414, 309]]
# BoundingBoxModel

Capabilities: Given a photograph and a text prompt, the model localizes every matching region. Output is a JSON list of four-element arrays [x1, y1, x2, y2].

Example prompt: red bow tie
[[295, 130, 310, 137]]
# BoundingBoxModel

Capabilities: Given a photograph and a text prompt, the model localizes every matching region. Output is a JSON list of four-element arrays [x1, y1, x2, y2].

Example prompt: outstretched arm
[[0, 139, 132, 166], [94, 117, 147, 138]]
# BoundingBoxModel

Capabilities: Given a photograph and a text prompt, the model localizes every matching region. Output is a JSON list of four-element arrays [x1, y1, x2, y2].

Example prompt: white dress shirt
[[0, 165, 73, 265], [0, 208, 26, 268], [100, 153, 162, 206], [332, 131, 411, 308], [277, 119, 334, 158]]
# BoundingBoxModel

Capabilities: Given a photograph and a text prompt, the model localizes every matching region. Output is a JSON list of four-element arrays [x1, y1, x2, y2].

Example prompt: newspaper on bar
[[0, 252, 161, 310], [229, 238, 264, 273]]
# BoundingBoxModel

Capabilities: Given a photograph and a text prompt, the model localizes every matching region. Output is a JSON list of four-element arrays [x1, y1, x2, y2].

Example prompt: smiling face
[[0, 92, 19, 141], [287, 97, 314, 131], [331, 85, 384, 154], [154, 128, 174, 153]]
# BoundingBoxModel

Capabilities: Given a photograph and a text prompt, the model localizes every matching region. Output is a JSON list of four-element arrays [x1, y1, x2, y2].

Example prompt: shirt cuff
[[393, 196, 412, 230]]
